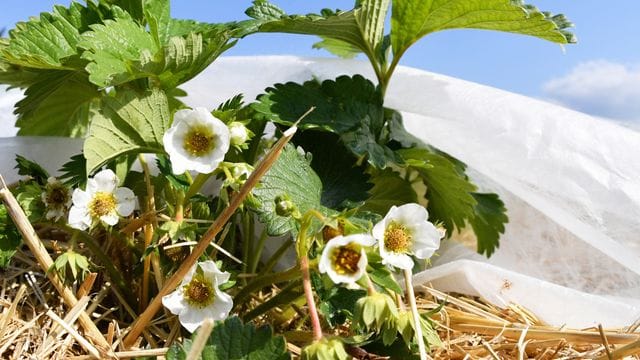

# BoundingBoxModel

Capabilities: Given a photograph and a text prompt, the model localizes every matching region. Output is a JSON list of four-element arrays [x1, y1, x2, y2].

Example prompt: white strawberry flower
[[163, 107, 230, 175], [41, 177, 72, 221], [162, 260, 233, 332], [68, 169, 136, 230], [318, 234, 376, 285], [372, 203, 443, 270]]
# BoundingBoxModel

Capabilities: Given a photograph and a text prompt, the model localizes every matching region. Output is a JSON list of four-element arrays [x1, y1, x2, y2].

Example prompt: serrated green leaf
[[14, 155, 49, 185], [14, 70, 99, 136], [253, 75, 395, 168], [391, 0, 575, 60], [294, 131, 372, 209], [399, 148, 477, 236], [249, 144, 330, 236], [355, 0, 390, 55], [470, 192, 507, 257], [361, 168, 417, 215], [2, 2, 101, 70], [143, 0, 170, 45], [367, 260, 402, 294], [15, 183, 44, 222], [80, 15, 159, 87], [156, 155, 190, 191], [58, 154, 87, 188], [0, 205, 22, 268], [167, 316, 290, 360], [84, 88, 169, 173]]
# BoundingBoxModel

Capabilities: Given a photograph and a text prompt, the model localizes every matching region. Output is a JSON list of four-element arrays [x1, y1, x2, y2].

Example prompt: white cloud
[[543, 60, 640, 123]]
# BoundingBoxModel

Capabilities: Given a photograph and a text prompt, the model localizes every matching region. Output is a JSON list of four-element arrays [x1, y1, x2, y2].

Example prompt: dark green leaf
[[0, 205, 22, 268], [361, 168, 417, 215], [398, 148, 477, 236], [14, 155, 49, 185], [58, 154, 88, 188], [156, 155, 190, 191], [166, 316, 290, 360], [470, 192, 508, 257]]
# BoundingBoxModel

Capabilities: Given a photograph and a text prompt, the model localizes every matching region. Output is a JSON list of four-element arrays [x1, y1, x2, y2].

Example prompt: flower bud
[[301, 338, 350, 360], [274, 194, 298, 218], [229, 122, 250, 146], [354, 293, 399, 335]]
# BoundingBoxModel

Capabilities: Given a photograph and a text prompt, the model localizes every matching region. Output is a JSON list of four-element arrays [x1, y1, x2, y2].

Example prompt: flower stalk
[[300, 253, 323, 341], [404, 268, 427, 360]]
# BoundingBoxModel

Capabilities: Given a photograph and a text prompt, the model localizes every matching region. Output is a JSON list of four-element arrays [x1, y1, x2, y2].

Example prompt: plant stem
[[403, 269, 427, 360], [233, 266, 300, 306], [184, 173, 211, 201], [300, 254, 323, 341], [138, 154, 156, 311]]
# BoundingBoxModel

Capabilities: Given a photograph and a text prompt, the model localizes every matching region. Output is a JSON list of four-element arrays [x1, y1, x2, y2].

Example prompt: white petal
[[382, 252, 414, 270], [162, 289, 187, 316], [72, 188, 90, 207], [90, 169, 118, 193], [394, 203, 429, 225], [68, 206, 90, 230], [412, 222, 442, 259], [100, 213, 119, 226], [200, 261, 231, 285], [178, 307, 208, 333], [115, 187, 136, 216], [207, 290, 233, 320]]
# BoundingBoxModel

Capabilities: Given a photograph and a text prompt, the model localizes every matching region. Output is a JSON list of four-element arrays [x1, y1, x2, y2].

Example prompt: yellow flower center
[[384, 222, 411, 253], [183, 126, 215, 156], [184, 275, 215, 308], [89, 192, 117, 218], [331, 244, 361, 275]]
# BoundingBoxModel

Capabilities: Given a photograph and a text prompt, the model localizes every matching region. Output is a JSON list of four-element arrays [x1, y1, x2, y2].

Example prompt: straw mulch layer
[[1, 248, 639, 360]]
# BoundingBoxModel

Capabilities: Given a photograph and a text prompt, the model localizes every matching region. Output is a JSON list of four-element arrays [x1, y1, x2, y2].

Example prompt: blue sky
[[1, 1, 639, 124]]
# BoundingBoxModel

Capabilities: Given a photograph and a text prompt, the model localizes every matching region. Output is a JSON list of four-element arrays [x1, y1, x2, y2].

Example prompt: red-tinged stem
[[300, 254, 323, 341]]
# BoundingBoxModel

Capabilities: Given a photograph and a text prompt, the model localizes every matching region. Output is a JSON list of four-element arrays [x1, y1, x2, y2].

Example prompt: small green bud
[[229, 122, 252, 147], [354, 293, 398, 335], [301, 338, 350, 360], [274, 194, 298, 217]]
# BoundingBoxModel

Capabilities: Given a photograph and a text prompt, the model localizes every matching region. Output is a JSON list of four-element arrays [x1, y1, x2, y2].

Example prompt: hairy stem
[[300, 254, 323, 341]]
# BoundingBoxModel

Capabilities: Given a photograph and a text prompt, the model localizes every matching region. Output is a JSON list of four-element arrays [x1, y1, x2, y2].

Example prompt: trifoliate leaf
[[14, 70, 99, 136], [166, 316, 290, 360], [84, 88, 169, 173], [14, 155, 49, 185], [470, 192, 508, 257], [398, 148, 477, 237], [248, 144, 331, 236], [294, 131, 372, 209], [391, 0, 576, 61], [0, 205, 22, 268], [79, 15, 159, 87], [361, 168, 417, 215]]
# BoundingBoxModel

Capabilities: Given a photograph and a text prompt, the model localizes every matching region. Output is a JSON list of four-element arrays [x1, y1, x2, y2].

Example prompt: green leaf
[[0, 204, 22, 268], [15, 183, 44, 222], [470, 192, 507, 257], [158, 31, 234, 88], [249, 144, 330, 236], [156, 155, 190, 191], [355, 0, 390, 56], [14, 70, 99, 136], [80, 15, 159, 87], [84, 88, 169, 173], [58, 154, 88, 188], [253, 75, 395, 168], [14, 155, 49, 185], [361, 168, 417, 215], [391, 0, 576, 60], [166, 316, 290, 360], [143, 0, 170, 45], [312, 38, 361, 59], [2, 2, 102, 70], [294, 131, 372, 209], [367, 257, 403, 294], [399, 148, 477, 236]]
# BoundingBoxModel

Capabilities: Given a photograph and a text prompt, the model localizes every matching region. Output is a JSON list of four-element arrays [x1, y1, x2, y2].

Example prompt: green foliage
[[166, 316, 290, 360], [361, 168, 417, 215], [470, 192, 508, 256], [391, 0, 576, 61], [0, 205, 22, 268], [58, 154, 88, 188], [249, 144, 329, 236], [84, 88, 170, 173], [52, 250, 91, 282], [312, 272, 366, 327], [156, 155, 190, 191], [14, 155, 49, 185], [15, 183, 45, 222], [253, 75, 396, 168], [15, 71, 99, 136]]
